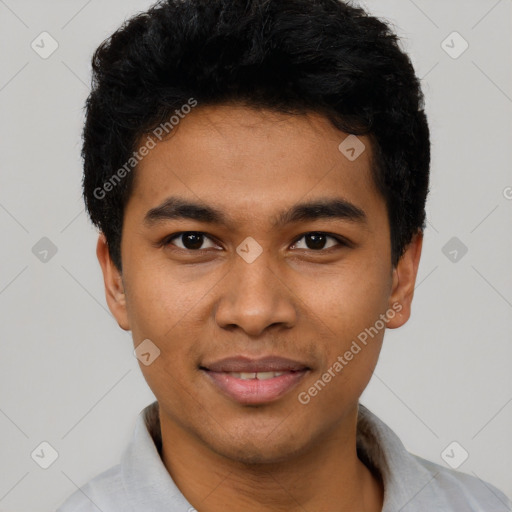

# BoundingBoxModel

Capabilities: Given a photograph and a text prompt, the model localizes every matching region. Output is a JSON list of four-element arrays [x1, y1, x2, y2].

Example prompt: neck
[[156, 404, 383, 512]]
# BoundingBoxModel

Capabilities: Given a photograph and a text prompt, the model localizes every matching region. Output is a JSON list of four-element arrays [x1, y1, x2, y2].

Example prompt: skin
[[97, 104, 423, 512]]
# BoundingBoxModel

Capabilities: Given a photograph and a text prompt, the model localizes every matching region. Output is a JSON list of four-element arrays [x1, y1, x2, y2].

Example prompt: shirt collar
[[120, 400, 447, 511], [120, 401, 193, 511], [356, 403, 443, 511]]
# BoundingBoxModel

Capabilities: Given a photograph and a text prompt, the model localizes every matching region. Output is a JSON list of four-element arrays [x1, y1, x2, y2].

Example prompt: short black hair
[[82, 0, 430, 271]]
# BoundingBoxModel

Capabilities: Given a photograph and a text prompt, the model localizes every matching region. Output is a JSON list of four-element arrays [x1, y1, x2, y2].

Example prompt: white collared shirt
[[57, 401, 512, 511]]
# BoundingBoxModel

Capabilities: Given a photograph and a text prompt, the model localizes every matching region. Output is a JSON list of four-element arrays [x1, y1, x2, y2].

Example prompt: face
[[98, 104, 422, 464]]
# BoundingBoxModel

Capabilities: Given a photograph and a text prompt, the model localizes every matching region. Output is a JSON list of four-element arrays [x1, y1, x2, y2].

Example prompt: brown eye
[[164, 232, 218, 251], [292, 232, 346, 251]]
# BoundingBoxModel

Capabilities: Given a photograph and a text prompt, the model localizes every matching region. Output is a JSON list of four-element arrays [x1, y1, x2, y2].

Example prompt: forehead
[[125, 104, 383, 227]]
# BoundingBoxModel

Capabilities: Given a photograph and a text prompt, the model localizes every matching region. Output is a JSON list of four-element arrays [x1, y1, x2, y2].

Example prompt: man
[[57, 0, 511, 510]]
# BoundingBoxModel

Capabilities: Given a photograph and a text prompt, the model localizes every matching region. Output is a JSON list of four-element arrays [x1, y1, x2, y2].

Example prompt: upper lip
[[201, 356, 310, 373]]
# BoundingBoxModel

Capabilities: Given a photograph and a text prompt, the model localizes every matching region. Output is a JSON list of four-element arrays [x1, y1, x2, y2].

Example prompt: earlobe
[[386, 231, 423, 329], [96, 233, 131, 331]]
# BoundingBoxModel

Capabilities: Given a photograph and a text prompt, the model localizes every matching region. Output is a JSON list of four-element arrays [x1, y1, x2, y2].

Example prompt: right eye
[[162, 231, 221, 251]]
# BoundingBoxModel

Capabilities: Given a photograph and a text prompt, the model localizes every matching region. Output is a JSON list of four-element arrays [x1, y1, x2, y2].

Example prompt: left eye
[[291, 232, 345, 251]]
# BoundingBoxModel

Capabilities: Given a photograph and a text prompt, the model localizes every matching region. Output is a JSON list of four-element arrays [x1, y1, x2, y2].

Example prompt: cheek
[[124, 265, 209, 391], [298, 256, 390, 395], [124, 262, 206, 341], [306, 257, 391, 336]]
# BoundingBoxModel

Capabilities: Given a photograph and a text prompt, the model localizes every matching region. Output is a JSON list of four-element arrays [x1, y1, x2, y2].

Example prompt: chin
[[207, 430, 310, 467]]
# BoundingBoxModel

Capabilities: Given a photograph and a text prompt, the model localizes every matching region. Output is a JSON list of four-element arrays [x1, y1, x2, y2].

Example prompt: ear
[[386, 231, 423, 329], [96, 233, 131, 331]]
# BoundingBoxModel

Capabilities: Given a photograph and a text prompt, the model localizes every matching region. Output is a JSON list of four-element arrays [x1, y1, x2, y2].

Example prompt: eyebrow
[[143, 196, 367, 229]]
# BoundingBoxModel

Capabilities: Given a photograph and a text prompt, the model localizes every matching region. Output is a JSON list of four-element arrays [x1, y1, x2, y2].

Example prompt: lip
[[200, 355, 311, 405], [202, 368, 309, 405]]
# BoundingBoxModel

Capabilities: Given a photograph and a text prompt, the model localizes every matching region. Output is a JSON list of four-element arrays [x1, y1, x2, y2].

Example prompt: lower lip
[[202, 370, 308, 405]]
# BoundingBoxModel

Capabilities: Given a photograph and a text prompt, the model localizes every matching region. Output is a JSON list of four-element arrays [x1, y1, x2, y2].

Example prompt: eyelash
[[160, 231, 350, 253]]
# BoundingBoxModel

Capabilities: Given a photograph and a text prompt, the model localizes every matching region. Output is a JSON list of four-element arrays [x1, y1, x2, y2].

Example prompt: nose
[[214, 251, 298, 337]]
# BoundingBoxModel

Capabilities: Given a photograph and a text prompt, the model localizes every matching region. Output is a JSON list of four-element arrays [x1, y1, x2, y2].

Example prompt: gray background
[[0, 0, 511, 510]]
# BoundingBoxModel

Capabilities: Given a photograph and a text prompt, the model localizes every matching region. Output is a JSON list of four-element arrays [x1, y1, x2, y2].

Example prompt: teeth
[[238, 372, 257, 380], [256, 371, 279, 380], [228, 371, 288, 380]]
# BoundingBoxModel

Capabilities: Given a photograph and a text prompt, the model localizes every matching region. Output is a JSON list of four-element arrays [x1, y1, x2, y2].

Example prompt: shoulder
[[56, 463, 129, 512], [410, 454, 512, 512]]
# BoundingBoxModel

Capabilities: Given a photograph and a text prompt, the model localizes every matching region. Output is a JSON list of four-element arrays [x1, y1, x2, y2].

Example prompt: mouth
[[199, 356, 310, 405]]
